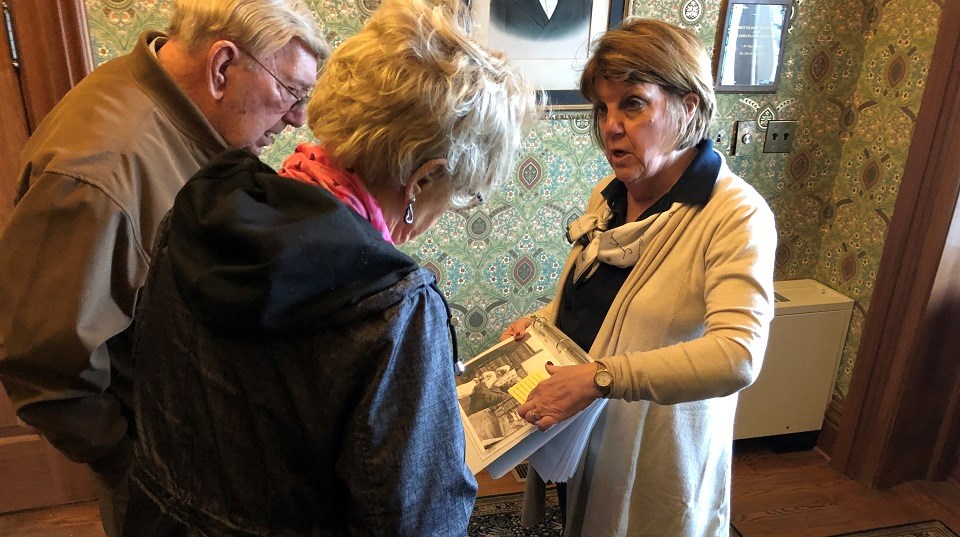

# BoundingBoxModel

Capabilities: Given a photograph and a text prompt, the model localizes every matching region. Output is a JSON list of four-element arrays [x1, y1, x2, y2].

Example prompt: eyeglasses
[[237, 47, 311, 112]]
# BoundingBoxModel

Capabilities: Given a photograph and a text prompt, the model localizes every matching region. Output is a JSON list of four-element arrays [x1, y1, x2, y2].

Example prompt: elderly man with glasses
[[0, 2, 328, 535]]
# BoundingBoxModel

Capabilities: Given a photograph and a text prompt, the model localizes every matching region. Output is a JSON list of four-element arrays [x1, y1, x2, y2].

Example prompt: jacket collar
[[601, 138, 719, 227], [129, 31, 228, 152]]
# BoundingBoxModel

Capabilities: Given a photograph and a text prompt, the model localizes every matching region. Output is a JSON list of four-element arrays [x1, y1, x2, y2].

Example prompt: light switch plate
[[763, 120, 797, 153]]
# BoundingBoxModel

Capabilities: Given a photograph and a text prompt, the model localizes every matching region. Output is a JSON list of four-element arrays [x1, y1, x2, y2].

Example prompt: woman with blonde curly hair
[[126, 0, 541, 534], [288, 0, 535, 242]]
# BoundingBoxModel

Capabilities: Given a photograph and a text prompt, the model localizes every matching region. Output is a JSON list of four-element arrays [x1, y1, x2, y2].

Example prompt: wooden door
[[830, 0, 960, 487], [0, 395, 97, 513], [0, 1, 28, 228], [0, 0, 98, 514]]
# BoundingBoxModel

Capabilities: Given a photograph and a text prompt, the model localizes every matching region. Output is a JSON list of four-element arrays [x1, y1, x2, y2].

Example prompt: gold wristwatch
[[593, 361, 612, 396]]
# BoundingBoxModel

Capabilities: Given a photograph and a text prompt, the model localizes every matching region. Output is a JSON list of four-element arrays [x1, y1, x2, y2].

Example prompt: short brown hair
[[580, 18, 716, 151]]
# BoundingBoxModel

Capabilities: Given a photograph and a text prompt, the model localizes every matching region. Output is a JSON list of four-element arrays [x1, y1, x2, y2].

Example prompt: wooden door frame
[[0, 0, 90, 225], [0, 0, 97, 514], [6, 0, 92, 130], [0, 4, 30, 228], [830, 0, 960, 488]]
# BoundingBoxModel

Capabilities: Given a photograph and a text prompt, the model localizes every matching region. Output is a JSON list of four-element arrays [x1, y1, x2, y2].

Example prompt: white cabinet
[[734, 279, 854, 440]]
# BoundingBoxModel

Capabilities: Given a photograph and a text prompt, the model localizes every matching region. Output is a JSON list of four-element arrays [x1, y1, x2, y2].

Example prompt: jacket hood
[[166, 149, 420, 334]]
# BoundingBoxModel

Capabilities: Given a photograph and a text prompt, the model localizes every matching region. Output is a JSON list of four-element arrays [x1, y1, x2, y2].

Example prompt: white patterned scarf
[[566, 201, 682, 283]]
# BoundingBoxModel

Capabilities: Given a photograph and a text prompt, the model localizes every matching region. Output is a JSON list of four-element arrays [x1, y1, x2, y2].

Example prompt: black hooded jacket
[[126, 150, 477, 536]]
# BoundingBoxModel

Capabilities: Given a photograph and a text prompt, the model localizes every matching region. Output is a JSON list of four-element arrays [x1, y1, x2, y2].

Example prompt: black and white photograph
[[471, 0, 625, 106], [455, 336, 546, 455], [457, 317, 600, 476]]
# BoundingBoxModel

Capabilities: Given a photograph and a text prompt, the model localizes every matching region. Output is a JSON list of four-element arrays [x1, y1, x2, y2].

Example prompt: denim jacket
[[127, 151, 476, 536]]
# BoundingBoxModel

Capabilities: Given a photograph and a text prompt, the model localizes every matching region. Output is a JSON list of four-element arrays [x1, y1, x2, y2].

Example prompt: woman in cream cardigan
[[503, 18, 777, 536]]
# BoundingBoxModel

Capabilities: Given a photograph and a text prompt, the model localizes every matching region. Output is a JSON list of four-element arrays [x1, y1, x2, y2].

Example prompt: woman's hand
[[517, 362, 603, 431], [499, 317, 533, 342]]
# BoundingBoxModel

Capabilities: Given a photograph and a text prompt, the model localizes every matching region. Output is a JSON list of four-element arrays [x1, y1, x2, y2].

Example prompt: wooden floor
[[1, 439, 957, 536], [731, 439, 960, 536]]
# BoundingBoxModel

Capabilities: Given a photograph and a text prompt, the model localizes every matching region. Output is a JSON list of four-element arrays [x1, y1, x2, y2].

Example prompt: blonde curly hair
[[307, 0, 543, 208]]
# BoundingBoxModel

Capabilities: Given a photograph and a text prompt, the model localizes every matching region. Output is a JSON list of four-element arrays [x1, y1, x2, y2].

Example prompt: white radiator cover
[[734, 279, 854, 440]]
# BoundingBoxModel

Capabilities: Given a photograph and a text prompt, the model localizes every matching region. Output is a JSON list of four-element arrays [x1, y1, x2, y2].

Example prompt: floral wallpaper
[[84, 0, 942, 398]]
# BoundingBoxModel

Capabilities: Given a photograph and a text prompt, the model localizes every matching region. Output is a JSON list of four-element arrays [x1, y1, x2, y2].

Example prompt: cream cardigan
[[536, 158, 776, 536]]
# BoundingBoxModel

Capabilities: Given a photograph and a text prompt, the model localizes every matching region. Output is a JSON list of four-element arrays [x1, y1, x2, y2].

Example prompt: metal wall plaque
[[715, 0, 792, 93]]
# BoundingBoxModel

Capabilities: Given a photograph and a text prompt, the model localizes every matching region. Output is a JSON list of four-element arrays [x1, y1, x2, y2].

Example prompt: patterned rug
[[468, 493, 956, 537], [828, 520, 959, 537], [468, 491, 563, 536], [467, 492, 745, 536]]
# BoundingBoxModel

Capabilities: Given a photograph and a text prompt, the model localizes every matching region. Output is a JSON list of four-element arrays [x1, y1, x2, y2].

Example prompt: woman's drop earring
[[404, 198, 415, 225]]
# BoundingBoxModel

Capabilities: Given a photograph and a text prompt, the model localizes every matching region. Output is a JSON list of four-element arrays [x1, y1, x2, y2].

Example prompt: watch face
[[596, 370, 613, 388]]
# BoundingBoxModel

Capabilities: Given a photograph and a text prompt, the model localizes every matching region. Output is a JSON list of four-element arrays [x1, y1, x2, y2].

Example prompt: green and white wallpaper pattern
[[84, 0, 942, 397]]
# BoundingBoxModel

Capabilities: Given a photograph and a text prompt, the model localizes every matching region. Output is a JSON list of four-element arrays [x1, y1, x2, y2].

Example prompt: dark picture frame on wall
[[469, 0, 627, 110], [714, 0, 792, 93]]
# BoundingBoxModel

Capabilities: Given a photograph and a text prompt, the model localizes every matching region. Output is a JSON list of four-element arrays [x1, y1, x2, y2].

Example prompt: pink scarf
[[278, 143, 394, 244]]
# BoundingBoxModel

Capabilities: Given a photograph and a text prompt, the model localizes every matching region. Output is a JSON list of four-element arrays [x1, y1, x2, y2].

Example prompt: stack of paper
[[526, 398, 606, 482]]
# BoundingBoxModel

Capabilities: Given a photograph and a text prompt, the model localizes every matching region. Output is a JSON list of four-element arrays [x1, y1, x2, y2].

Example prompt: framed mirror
[[715, 0, 792, 93]]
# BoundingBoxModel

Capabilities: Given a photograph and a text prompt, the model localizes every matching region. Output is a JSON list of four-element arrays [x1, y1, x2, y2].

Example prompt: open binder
[[454, 316, 607, 481]]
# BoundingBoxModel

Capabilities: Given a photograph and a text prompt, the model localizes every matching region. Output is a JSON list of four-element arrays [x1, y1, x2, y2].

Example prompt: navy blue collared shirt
[[556, 139, 720, 353]]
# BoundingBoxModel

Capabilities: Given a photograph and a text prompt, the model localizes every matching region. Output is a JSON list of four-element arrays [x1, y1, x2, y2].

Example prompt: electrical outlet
[[763, 120, 797, 153]]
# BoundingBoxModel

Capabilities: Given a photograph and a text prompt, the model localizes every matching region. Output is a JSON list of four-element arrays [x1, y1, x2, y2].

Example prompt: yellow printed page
[[507, 370, 548, 404]]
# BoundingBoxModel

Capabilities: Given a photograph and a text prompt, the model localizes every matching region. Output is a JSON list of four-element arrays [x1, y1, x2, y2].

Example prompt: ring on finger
[[529, 410, 541, 422]]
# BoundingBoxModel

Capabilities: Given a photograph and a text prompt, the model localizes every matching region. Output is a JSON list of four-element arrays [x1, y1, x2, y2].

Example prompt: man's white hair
[[168, 0, 329, 59]]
